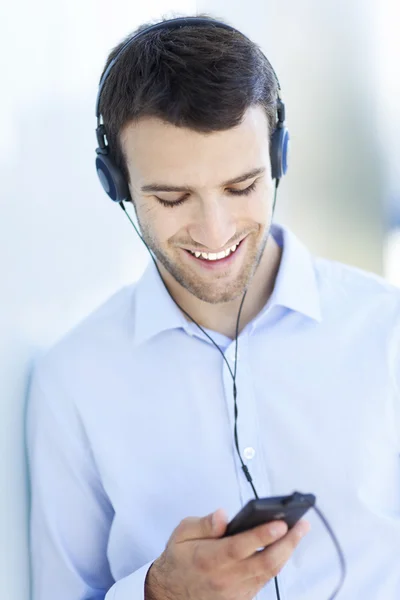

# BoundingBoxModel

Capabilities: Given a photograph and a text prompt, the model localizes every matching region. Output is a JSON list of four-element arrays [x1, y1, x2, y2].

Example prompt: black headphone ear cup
[[270, 126, 290, 180], [95, 153, 130, 203]]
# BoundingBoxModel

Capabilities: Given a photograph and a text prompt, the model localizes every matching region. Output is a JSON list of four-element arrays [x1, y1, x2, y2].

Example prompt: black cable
[[117, 178, 346, 599], [231, 281, 281, 599], [119, 181, 282, 596], [313, 504, 347, 599]]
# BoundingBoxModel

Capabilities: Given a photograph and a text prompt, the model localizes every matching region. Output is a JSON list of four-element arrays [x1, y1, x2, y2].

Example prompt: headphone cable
[[118, 182, 282, 596], [116, 178, 346, 598]]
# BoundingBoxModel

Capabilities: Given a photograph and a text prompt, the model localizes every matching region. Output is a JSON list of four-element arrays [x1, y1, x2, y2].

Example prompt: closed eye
[[156, 196, 187, 208], [228, 181, 257, 196], [155, 180, 258, 208]]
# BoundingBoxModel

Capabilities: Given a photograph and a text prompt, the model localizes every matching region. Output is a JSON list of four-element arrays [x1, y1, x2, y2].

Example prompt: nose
[[188, 197, 236, 251]]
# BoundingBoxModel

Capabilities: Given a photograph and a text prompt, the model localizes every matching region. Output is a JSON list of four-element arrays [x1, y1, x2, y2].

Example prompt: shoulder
[[313, 255, 400, 325], [31, 281, 139, 391]]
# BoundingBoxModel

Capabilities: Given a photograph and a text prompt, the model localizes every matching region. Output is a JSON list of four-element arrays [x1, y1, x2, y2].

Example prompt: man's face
[[121, 105, 275, 304]]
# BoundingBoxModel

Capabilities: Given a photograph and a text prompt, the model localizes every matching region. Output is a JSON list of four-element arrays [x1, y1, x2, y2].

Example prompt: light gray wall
[[0, 2, 194, 599]]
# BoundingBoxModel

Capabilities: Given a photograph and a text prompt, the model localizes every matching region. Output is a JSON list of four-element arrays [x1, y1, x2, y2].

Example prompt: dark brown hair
[[98, 14, 279, 185]]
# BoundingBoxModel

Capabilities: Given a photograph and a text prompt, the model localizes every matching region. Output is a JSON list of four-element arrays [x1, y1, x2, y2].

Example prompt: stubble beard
[[138, 218, 271, 305]]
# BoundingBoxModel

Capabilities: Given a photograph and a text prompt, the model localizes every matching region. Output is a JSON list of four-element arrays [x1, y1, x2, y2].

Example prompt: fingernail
[[269, 522, 287, 538], [296, 521, 311, 539]]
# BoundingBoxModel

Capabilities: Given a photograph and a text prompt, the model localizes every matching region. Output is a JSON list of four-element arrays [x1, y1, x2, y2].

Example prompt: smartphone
[[223, 492, 316, 537]]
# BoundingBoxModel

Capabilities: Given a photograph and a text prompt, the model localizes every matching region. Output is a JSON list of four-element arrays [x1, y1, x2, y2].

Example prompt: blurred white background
[[0, 1, 399, 598], [376, 1, 400, 285]]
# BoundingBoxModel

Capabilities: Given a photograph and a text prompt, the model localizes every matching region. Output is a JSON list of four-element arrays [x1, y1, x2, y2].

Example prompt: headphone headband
[[95, 16, 289, 202], [95, 16, 282, 121]]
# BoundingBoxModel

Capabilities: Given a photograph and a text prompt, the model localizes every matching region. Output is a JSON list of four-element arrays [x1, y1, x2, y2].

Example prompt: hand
[[145, 508, 310, 600]]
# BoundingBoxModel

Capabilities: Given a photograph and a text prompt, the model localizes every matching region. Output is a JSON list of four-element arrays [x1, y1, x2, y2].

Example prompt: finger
[[172, 509, 228, 543], [215, 520, 289, 565], [240, 519, 311, 581]]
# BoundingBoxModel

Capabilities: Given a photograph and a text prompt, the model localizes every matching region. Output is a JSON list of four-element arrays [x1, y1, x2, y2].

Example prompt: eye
[[227, 181, 257, 196], [154, 180, 258, 207], [155, 195, 188, 208]]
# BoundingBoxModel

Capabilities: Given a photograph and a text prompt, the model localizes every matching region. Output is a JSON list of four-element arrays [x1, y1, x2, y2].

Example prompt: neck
[[158, 233, 283, 339]]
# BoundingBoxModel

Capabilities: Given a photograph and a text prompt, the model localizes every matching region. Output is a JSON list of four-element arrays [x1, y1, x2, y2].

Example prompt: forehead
[[121, 105, 271, 189]]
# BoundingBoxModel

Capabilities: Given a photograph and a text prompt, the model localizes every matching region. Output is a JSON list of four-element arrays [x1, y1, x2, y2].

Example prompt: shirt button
[[243, 447, 256, 460]]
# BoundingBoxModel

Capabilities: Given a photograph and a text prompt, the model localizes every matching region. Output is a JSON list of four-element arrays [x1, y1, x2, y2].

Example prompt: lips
[[187, 240, 241, 261], [183, 237, 245, 269]]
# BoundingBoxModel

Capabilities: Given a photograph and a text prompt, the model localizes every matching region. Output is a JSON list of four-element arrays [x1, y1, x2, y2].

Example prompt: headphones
[[95, 16, 290, 203]]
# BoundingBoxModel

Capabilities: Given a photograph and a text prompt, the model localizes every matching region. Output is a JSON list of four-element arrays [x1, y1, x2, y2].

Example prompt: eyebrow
[[140, 167, 266, 193]]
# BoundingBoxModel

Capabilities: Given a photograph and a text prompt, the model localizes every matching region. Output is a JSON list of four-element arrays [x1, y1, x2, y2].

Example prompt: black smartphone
[[223, 492, 316, 537]]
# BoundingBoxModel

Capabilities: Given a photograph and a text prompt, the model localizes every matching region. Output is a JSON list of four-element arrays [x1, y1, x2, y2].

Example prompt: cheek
[[135, 199, 187, 243], [240, 192, 271, 223], [154, 218, 182, 244]]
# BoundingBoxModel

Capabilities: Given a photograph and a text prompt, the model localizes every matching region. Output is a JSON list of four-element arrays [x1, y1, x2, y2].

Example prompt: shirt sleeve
[[26, 365, 154, 600], [390, 303, 400, 453]]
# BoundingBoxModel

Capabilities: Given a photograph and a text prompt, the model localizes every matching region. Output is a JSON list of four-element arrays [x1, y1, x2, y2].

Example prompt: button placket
[[222, 337, 262, 503], [227, 346, 240, 362]]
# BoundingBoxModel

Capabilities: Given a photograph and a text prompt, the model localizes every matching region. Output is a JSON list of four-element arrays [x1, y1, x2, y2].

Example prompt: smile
[[186, 241, 241, 261]]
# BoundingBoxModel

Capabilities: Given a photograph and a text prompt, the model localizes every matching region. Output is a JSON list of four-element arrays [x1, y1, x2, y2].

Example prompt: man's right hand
[[145, 507, 310, 600]]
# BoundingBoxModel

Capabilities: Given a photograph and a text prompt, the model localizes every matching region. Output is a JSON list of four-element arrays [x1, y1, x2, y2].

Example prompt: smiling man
[[124, 107, 282, 335], [27, 14, 400, 600]]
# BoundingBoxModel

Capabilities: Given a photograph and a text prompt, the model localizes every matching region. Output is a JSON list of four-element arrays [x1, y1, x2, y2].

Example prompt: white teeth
[[189, 241, 240, 260]]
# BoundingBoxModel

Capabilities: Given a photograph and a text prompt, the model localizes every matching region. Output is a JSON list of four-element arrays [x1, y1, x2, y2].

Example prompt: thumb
[[199, 508, 228, 539], [210, 508, 228, 537], [173, 508, 228, 543]]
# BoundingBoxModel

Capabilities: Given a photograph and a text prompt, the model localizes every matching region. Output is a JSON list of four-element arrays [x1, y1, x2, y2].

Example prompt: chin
[[181, 265, 256, 304], [189, 285, 246, 305]]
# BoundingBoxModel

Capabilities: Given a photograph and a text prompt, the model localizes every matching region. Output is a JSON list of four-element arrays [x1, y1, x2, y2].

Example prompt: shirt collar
[[132, 259, 188, 348], [261, 222, 322, 324], [132, 222, 322, 347]]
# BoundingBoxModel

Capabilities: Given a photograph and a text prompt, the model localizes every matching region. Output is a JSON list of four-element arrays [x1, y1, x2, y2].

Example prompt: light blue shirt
[[27, 222, 400, 600]]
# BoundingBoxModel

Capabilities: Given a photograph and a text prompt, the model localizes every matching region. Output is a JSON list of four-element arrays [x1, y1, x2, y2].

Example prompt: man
[[27, 14, 400, 600]]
